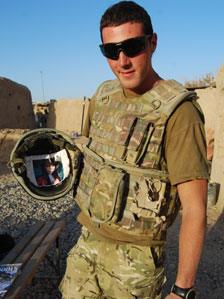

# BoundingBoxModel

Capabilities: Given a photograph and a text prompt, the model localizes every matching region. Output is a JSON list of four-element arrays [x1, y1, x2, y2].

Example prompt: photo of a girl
[[35, 158, 63, 187]]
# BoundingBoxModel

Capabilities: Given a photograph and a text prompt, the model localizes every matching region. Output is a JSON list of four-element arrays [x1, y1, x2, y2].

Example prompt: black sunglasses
[[99, 35, 151, 60]]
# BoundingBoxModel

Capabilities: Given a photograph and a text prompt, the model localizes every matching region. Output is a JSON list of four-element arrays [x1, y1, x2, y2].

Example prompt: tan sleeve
[[164, 101, 210, 185], [82, 98, 96, 137]]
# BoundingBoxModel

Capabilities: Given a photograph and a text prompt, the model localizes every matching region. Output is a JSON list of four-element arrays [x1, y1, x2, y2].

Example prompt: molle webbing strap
[[83, 145, 169, 181], [126, 122, 154, 164], [77, 212, 165, 246], [90, 138, 127, 161]]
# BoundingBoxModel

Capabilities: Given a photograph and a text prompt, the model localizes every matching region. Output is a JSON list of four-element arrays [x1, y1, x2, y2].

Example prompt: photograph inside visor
[[100, 35, 151, 60], [24, 149, 70, 188]]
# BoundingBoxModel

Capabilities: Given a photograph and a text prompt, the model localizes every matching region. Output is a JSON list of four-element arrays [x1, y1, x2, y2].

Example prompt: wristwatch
[[171, 284, 196, 299]]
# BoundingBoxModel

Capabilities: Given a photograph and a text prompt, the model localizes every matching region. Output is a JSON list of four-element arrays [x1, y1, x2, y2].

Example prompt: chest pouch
[[89, 165, 126, 223]]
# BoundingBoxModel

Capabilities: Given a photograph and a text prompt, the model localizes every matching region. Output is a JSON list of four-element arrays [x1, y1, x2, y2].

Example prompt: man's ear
[[150, 33, 157, 54]]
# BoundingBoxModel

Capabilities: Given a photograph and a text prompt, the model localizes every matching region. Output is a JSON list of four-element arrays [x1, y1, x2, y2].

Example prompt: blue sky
[[1, 0, 223, 102]]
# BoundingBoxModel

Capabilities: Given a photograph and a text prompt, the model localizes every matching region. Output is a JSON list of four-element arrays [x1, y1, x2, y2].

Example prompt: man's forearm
[[166, 179, 207, 299], [175, 207, 206, 288]]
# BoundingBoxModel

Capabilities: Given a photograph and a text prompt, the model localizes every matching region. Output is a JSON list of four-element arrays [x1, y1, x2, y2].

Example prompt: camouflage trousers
[[59, 227, 165, 299]]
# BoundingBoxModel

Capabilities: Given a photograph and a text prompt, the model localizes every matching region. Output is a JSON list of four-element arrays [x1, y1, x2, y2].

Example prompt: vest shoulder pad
[[148, 80, 198, 120], [93, 80, 122, 100]]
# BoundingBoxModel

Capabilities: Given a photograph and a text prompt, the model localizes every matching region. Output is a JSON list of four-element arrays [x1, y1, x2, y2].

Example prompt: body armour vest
[[75, 80, 200, 246]]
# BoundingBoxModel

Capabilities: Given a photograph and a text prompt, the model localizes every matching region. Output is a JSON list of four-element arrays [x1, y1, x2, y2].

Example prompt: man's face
[[101, 22, 157, 95]]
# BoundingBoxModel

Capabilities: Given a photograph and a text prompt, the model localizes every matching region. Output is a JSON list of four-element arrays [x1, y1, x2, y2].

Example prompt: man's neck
[[123, 71, 163, 98]]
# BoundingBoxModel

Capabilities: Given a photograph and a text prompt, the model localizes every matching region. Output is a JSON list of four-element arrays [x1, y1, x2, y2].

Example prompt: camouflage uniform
[[60, 227, 164, 299], [60, 80, 208, 299]]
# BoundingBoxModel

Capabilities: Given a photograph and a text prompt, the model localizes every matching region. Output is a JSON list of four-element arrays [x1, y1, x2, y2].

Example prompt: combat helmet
[[10, 128, 82, 200]]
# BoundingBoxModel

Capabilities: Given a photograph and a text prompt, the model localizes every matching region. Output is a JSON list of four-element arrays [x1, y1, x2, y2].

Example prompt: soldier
[[59, 1, 209, 298]]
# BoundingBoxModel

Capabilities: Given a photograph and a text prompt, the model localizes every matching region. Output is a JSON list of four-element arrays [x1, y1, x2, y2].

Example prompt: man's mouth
[[120, 70, 135, 77]]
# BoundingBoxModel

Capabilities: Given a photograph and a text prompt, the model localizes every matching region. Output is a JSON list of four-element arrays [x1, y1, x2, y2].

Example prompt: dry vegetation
[[184, 73, 216, 89]]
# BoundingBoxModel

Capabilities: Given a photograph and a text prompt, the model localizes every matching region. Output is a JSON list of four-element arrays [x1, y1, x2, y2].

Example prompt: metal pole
[[40, 70, 45, 102], [81, 96, 86, 135]]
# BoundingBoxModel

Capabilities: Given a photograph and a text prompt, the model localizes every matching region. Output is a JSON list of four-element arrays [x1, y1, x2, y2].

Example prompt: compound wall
[[0, 77, 35, 129], [210, 65, 224, 208], [196, 87, 219, 161], [47, 98, 90, 136], [194, 65, 224, 208], [0, 129, 29, 164]]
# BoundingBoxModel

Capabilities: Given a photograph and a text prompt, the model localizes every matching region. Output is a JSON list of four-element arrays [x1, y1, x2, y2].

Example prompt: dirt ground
[[0, 162, 10, 176]]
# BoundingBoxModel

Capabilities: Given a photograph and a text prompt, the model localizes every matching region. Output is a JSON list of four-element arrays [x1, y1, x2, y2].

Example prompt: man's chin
[[118, 77, 140, 91]]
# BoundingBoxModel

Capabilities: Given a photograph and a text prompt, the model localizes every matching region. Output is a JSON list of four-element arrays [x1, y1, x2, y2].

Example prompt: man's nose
[[118, 51, 131, 67]]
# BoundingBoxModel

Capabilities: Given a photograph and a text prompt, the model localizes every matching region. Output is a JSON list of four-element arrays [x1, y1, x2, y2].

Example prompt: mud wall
[[210, 65, 224, 208], [0, 77, 35, 129], [47, 98, 90, 136], [195, 65, 224, 208], [0, 129, 29, 164], [33, 103, 49, 128], [196, 87, 219, 161]]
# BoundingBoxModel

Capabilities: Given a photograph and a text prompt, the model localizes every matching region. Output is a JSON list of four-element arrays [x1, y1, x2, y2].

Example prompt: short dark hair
[[100, 1, 153, 41]]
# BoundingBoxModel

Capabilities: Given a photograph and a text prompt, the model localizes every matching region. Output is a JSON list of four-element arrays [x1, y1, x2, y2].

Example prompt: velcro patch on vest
[[130, 178, 167, 217]]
